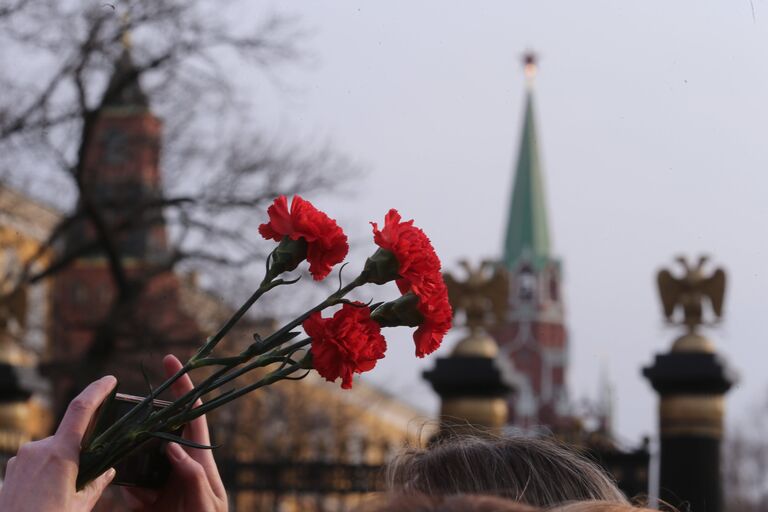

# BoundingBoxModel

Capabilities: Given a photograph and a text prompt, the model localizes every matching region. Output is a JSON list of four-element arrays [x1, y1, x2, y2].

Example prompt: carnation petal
[[305, 303, 386, 389], [266, 195, 294, 235], [371, 209, 449, 356], [261, 195, 348, 280]]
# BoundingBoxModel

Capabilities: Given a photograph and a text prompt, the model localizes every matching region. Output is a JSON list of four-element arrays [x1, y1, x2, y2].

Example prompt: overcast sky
[[245, 1, 768, 444]]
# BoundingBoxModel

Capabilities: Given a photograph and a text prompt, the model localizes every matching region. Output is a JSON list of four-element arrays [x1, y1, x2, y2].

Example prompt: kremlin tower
[[48, 42, 199, 412], [492, 54, 570, 430]]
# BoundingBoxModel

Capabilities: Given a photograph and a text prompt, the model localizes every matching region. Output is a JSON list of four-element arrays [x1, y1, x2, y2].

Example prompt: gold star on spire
[[523, 51, 537, 86]]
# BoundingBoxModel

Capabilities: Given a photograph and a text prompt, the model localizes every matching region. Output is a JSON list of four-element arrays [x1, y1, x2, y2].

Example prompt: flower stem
[[209, 339, 310, 390], [167, 362, 305, 426], [80, 267, 368, 488], [88, 277, 281, 450], [257, 272, 368, 354], [156, 272, 366, 430], [192, 275, 282, 361]]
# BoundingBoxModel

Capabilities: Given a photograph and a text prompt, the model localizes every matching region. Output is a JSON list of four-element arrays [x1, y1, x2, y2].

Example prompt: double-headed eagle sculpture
[[443, 260, 509, 330], [657, 255, 726, 332]]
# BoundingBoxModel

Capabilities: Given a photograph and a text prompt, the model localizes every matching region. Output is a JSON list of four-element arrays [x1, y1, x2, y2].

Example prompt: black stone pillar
[[423, 330, 515, 436], [643, 333, 736, 512]]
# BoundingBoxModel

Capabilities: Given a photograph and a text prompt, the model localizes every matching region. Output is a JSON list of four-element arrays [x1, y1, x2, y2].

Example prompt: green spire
[[502, 56, 551, 270]]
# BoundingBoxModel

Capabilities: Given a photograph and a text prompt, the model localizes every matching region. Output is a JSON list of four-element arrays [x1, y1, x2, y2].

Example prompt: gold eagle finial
[[443, 260, 509, 331], [657, 255, 726, 332]]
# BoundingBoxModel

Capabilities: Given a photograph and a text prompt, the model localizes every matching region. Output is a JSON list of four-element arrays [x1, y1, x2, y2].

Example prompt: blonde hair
[[362, 493, 540, 512], [386, 435, 628, 508], [552, 501, 658, 512]]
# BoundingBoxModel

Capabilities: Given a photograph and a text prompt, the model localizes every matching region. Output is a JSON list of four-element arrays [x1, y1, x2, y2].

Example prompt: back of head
[[386, 434, 628, 508], [362, 493, 541, 512], [552, 502, 658, 512]]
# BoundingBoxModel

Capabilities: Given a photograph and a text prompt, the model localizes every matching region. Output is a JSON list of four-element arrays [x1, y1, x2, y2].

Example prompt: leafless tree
[[723, 394, 768, 512], [0, 0, 356, 411]]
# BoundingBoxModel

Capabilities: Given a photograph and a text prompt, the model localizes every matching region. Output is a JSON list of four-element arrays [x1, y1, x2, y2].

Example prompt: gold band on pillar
[[441, 397, 508, 430], [659, 394, 724, 438]]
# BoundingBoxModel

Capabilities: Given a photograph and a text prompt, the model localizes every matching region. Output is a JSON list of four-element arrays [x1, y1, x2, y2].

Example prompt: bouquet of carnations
[[75, 196, 452, 489]]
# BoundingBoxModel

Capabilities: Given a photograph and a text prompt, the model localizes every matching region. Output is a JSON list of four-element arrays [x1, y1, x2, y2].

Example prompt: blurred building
[[0, 47, 429, 511], [45, 45, 201, 413], [0, 188, 56, 472]]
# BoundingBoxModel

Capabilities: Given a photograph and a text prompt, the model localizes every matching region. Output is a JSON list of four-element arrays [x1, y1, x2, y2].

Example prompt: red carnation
[[411, 275, 453, 357], [259, 195, 348, 281], [370, 209, 441, 294], [369, 209, 452, 357], [304, 303, 387, 389]]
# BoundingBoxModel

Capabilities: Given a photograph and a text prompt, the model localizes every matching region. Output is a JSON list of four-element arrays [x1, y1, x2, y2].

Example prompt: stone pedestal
[[643, 333, 736, 512], [424, 330, 515, 436]]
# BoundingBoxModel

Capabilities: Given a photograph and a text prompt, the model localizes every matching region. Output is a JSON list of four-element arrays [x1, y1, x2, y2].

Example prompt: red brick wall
[[48, 107, 198, 413]]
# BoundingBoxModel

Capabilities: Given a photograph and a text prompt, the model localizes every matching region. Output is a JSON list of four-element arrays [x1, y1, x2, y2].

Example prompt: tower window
[[519, 268, 535, 301]]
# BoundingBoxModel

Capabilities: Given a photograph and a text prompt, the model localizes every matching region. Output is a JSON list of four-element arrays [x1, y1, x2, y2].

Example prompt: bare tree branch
[[0, 1, 357, 419]]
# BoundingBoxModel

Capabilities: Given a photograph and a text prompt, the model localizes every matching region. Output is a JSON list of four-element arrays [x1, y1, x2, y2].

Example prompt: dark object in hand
[[88, 393, 183, 488]]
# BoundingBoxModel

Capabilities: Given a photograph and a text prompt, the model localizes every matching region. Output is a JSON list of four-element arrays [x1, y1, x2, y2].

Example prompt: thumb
[[79, 467, 116, 510]]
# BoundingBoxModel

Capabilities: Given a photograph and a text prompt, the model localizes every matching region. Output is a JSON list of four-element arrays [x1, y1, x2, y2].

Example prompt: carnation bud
[[362, 248, 400, 284], [371, 292, 423, 327], [268, 236, 308, 279]]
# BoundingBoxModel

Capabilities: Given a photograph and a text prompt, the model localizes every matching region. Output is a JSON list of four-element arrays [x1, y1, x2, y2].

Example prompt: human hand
[[122, 354, 227, 512], [0, 376, 117, 512]]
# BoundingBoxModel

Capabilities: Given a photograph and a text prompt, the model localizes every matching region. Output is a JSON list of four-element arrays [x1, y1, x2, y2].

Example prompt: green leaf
[[275, 275, 301, 286]]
